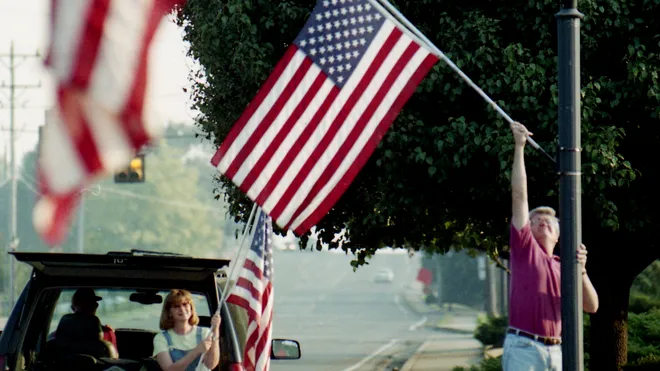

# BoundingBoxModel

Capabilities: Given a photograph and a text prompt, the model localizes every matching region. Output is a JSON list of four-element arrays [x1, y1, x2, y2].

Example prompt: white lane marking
[[340, 339, 399, 371], [394, 295, 410, 316], [409, 316, 427, 331]]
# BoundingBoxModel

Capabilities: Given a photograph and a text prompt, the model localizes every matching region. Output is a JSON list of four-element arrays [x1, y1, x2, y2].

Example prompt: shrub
[[474, 316, 508, 348], [627, 310, 660, 364]]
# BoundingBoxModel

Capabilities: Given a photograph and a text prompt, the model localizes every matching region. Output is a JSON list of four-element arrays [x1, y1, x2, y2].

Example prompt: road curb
[[432, 325, 475, 335], [400, 341, 427, 371]]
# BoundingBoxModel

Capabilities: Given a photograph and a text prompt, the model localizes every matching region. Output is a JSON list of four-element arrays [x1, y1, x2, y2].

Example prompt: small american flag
[[34, 0, 185, 245], [227, 209, 274, 371], [211, 0, 438, 235]]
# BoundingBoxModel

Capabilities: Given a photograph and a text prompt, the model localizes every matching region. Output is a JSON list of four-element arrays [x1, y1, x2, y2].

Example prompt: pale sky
[[0, 0, 198, 165]]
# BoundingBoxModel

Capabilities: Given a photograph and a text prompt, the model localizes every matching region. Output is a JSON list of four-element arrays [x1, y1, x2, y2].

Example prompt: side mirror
[[271, 339, 301, 360]]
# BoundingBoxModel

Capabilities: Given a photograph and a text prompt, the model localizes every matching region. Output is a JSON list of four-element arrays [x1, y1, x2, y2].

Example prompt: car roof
[[11, 249, 231, 282]]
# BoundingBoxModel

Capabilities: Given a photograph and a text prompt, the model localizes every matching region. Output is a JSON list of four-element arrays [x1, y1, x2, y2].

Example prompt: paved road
[[270, 249, 438, 371], [50, 248, 476, 371]]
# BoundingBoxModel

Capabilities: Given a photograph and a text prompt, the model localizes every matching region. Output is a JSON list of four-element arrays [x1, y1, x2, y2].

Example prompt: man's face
[[530, 214, 559, 243]]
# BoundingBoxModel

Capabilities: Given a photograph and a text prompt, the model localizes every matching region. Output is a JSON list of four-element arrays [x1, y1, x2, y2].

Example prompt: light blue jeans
[[502, 333, 562, 371]]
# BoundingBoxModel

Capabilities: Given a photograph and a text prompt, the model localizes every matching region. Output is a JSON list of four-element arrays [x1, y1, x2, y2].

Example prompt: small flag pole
[[198, 203, 259, 371], [219, 203, 259, 309], [370, 0, 556, 164]]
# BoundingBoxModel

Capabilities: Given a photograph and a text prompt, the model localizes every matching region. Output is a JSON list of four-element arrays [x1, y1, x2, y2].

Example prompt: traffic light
[[114, 155, 145, 183]]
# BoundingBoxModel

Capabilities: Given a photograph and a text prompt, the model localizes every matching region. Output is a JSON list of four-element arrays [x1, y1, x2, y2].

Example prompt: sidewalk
[[401, 338, 483, 371], [400, 285, 485, 371]]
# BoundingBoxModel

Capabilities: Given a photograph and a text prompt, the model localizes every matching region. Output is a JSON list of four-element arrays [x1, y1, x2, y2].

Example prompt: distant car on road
[[0, 249, 301, 371], [373, 268, 394, 283]]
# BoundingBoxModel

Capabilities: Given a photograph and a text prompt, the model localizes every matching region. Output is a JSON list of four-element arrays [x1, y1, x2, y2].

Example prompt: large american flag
[[227, 210, 274, 371], [34, 0, 185, 245], [211, 0, 438, 235]]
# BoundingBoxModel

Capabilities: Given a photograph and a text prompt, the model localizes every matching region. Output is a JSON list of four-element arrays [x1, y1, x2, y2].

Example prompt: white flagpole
[[369, 0, 556, 164], [219, 203, 259, 308], [197, 203, 259, 371]]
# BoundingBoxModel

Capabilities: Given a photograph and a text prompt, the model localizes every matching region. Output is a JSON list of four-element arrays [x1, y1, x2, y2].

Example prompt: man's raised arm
[[511, 122, 531, 230]]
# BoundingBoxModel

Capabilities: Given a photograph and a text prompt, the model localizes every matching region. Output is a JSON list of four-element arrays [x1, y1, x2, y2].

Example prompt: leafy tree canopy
[[176, 0, 659, 268]]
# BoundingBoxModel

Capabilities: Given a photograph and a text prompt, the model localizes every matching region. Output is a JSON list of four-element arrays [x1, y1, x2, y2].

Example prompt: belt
[[507, 328, 561, 346]]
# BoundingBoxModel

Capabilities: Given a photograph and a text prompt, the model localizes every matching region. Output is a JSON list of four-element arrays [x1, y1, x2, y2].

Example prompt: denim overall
[[162, 327, 203, 371]]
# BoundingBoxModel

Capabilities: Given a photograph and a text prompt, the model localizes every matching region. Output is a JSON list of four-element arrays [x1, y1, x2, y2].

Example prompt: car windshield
[[48, 288, 210, 334]]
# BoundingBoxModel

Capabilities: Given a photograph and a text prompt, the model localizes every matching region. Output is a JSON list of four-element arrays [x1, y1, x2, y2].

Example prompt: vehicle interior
[[25, 287, 232, 371], [4, 251, 244, 371]]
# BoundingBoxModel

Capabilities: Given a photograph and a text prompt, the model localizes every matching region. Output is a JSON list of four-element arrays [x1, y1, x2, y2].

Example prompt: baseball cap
[[72, 288, 102, 305]]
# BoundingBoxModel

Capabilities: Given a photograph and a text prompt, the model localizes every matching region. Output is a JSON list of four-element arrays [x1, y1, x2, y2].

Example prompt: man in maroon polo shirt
[[503, 122, 599, 371]]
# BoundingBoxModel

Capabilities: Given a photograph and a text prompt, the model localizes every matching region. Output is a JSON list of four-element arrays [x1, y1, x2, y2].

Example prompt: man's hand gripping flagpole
[[371, 0, 556, 164]]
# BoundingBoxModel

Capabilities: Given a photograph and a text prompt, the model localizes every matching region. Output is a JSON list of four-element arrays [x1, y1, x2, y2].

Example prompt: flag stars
[[343, 30, 350, 38], [367, 25, 374, 33], [334, 21, 341, 28], [320, 57, 327, 65], [332, 9, 339, 17], [329, 55, 336, 63], [300, 40, 307, 47], [309, 38, 316, 45], [356, 4, 363, 12], [349, 6, 355, 13], [323, 0, 330, 6], [358, 16, 364, 23], [324, 11, 331, 18], [350, 17, 357, 25], [325, 22, 332, 30], [317, 24, 324, 32], [316, 14, 323, 21], [308, 27, 315, 34], [310, 48, 317, 56], [340, 7, 348, 15], [334, 31, 341, 39], [320, 46, 327, 54], [337, 76, 344, 83], [364, 3, 372, 10], [329, 66, 335, 74], [327, 44, 335, 52], [359, 38, 366, 45], [358, 27, 365, 34], [335, 42, 343, 50]]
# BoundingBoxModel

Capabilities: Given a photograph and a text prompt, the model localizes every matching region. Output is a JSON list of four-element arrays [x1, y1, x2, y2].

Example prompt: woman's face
[[169, 299, 193, 323]]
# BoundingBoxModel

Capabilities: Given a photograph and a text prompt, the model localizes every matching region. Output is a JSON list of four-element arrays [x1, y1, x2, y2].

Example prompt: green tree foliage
[[629, 261, 660, 314], [177, 1, 659, 369]]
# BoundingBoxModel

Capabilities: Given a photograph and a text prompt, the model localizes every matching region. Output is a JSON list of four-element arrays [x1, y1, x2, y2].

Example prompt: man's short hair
[[529, 206, 557, 220]]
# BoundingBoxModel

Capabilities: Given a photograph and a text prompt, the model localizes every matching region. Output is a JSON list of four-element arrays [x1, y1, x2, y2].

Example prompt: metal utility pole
[[557, 1, 584, 370], [0, 41, 41, 308], [78, 193, 85, 253]]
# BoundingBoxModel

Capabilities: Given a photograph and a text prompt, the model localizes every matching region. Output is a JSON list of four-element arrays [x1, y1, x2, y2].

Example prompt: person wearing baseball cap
[[70, 288, 118, 351]]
